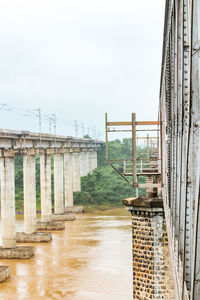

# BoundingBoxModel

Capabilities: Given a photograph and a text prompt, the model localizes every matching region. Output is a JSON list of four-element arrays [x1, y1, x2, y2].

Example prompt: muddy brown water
[[0, 208, 133, 300]]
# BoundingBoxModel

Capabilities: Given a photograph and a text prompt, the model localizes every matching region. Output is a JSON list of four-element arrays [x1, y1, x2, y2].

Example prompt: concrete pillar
[[64, 152, 73, 207], [91, 151, 97, 170], [80, 151, 87, 177], [72, 152, 81, 192], [40, 153, 52, 222], [23, 154, 36, 234], [0, 154, 16, 248], [54, 153, 64, 214], [85, 151, 90, 175], [88, 151, 94, 174]]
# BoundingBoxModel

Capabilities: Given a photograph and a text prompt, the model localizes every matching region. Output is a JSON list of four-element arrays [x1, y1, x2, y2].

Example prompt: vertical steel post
[[147, 133, 150, 159], [132, 113, 136, 187], [105, 113, 109, 162]]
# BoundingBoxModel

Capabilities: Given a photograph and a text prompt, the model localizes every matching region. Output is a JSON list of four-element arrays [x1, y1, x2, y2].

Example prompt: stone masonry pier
[[123, 197, 170, 299]]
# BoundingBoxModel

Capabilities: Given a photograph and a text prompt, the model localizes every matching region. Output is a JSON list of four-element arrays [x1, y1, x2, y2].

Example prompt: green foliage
[[83, 134, 91, 139], [14, 138, 148, 210], [74, 138, 147, 206], [74, 166, 135, 205]]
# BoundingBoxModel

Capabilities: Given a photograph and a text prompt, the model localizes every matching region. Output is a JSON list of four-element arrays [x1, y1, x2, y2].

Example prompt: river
[[0, 208, 133, 300]]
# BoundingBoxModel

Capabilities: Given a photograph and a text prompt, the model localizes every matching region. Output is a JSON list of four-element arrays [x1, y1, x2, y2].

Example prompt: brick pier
[[123, 197, 167, 299]]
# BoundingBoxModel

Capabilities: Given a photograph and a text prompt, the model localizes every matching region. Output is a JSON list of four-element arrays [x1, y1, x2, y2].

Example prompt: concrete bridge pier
[[64, 152, 73, 207], [54, 153, 64, 215], [37, 151, 65, 231], [80, 151, 87, 177], [64, 151, 83, 214], [91, 150, 97, 171], [85, 151, 90, 175], [40, 152, 52, 222], [52, 152, 75, 221], [72, 151, 81, 192], [88, 150, 97, 174], [16, 151, 52, 243], [0, 150, 34, 259], [88, 151, 93, 174]]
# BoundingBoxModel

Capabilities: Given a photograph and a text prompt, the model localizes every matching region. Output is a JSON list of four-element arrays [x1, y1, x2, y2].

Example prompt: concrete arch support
[[0, 154, 16, 248], [54, 153, 64, 214], [64, 152, 73, 207], [72, 152, 81, 192], [40, 153, 52, 222], [23, 154, 37, 234]]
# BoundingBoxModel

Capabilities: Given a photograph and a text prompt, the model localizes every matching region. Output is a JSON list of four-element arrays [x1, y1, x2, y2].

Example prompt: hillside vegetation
[[14, 138, 148, 210], [74, 139, 147, 208]]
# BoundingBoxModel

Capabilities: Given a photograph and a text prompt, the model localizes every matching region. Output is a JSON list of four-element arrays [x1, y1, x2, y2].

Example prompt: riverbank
[[15, 204, 129, 215]]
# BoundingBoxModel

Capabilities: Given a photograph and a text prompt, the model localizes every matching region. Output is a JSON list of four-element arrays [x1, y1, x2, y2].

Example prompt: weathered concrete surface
[[91, 151, 97, 171], [79, 151, 87, 176], [0, 246, 34, 259], [64, 152, 73, 207], [54, 153, 64, 214], [0, 266, 10, 282], [16, 232, 52, 243], [40, 153, 52, 222], [64, 206, 84, 213], [72, 152, 81, 192], [122, 196, 163, 208], [52, 213, 76, 221], [36, 221, 65, 231], [23, 154, 37, 234], [0, 155, 16, 248]]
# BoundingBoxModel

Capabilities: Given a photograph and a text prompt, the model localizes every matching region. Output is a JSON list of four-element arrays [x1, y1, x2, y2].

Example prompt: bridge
[[108, 0, 200, 299], [0, 129, 102, 281], [0, 1, 199, 299], [159, 0, 200, 299]]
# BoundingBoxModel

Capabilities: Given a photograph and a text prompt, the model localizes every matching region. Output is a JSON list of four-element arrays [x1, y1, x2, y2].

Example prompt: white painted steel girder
[[160, 0, 200, 299]]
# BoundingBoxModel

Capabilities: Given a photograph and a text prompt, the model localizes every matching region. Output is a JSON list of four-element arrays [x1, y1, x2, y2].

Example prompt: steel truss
[[160, 0, 200, 299]]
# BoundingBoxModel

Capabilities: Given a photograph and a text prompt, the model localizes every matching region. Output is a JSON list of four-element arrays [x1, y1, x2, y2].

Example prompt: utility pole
[[49, 116, 52, 134], [53, 113, 56, 146], [73, 120, 78, 139], [92, 126, 96, 146], [87, 127, 90, 138], [80, 122, 84, 137], [36, 108, 42, 147], [48, 113, 55, 135]]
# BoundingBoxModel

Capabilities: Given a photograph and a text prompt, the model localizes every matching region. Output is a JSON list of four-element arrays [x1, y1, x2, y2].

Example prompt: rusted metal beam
[[107, 121, 160, 126]]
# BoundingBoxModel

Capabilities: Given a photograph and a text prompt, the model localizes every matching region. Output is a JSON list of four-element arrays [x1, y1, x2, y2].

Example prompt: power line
[[73, 120, 79, 139], [0, 104, 102, 141], [80, 122, 84, 137], [53, 113, 56, 146]]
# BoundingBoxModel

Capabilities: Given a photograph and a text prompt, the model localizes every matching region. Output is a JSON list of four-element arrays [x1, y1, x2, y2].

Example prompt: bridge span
[[0, 128, 102, 281]]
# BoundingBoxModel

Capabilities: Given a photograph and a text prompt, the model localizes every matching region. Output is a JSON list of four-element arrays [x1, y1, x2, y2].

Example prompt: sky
[[0, 0, 165, 139]]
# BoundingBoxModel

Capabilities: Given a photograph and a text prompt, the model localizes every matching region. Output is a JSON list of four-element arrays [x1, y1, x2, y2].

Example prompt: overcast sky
[[0, 0, 165, 138]]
